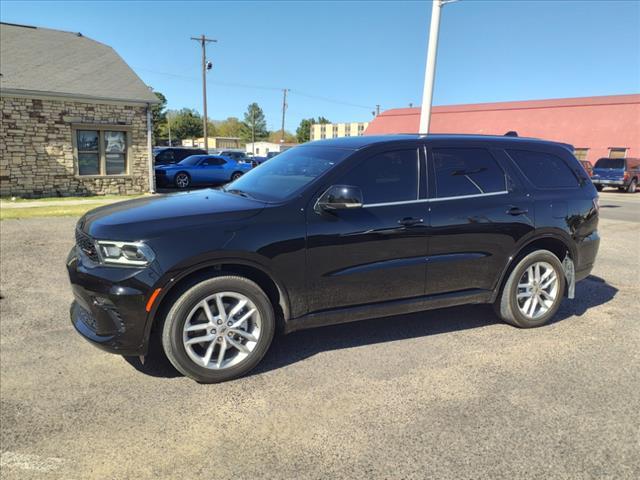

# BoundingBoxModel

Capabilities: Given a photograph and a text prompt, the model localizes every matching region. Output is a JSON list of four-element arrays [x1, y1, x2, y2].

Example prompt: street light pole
[[419, 0, 458, 134]]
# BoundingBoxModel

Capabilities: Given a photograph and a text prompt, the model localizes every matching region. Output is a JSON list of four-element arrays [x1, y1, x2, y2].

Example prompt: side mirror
[[316, 185, 363, 212]]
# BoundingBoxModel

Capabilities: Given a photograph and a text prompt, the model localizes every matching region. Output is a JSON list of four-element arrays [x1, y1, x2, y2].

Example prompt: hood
[[79, 189, 265, 240]]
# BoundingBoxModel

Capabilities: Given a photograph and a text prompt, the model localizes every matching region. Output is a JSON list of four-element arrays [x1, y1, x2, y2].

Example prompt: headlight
[[96, 241, 156, 266]]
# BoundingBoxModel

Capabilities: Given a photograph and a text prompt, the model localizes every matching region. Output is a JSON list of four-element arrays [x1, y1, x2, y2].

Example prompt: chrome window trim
[[363, 190, 509, 208]]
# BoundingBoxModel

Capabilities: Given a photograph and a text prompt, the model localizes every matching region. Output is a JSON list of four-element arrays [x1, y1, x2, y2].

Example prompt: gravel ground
[[0, 192, 638, 479]]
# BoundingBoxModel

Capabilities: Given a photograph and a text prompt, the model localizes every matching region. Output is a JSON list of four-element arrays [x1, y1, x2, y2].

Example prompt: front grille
[[75, 228, 99, 262]]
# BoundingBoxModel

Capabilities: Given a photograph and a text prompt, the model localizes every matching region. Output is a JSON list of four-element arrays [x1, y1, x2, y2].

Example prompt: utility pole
[[191, 34, 217, 150], [419, 0, 458, 134], [375, 104, 380, 116], [167, 114, 172, 147], [280, 88, 289, 143]]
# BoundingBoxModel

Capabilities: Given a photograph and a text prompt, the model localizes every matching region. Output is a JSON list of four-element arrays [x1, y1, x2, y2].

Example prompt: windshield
[[178, 155, 205, 166], [224, 145, 352, 202], [594, 158, 625, 169]]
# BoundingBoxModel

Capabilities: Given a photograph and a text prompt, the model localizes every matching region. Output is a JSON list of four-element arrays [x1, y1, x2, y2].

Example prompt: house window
[[75, 127, 129, 176], [574, 148, 589, 161], [609, 148, 627, 159], [357, 123, 365, 136], [333, 125, 338, 137], [345, 124, 351, 137]]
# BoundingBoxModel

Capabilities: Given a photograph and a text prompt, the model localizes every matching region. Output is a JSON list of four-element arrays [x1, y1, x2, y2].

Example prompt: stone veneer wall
[[0, 95, 150, 198]]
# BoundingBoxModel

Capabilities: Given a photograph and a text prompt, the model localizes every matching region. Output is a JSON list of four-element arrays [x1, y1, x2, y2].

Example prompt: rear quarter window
[[507, 149, 579, 188]]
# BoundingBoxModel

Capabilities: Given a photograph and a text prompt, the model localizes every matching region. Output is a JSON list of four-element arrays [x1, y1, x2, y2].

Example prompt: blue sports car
[[155, 155, 252, 189]]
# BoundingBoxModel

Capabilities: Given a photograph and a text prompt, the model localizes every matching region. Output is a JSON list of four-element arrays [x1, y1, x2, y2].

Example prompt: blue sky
[[2, 0, 639, 132]]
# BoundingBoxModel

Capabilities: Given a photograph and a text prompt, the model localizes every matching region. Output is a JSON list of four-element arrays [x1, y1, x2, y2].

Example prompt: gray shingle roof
[[0, 22, 159, 104]]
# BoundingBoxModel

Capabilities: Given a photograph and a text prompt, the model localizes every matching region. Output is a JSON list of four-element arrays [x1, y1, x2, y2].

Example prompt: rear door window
[[432, 148, 506, 198], [508, 149, 579, 188]]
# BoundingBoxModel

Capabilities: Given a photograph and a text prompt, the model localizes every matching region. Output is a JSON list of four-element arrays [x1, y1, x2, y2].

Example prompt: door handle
[[398, 217, 424, 226], [507, 207, 528, 216]]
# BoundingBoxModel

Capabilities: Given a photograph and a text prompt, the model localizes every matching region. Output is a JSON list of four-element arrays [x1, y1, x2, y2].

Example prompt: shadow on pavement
[[125, 275, 617, 380]]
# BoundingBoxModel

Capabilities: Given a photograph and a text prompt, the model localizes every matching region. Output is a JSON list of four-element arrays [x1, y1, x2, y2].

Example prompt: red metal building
[[365, 94, 640, 163]]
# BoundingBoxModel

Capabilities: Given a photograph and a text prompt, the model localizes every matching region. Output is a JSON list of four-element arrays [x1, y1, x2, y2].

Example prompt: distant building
[[310, 122, 369, 141], [244, 141, 295, 156], [0, 22, 160, 198], [182, 137, 241, 149], [365, 94, 640, 163]]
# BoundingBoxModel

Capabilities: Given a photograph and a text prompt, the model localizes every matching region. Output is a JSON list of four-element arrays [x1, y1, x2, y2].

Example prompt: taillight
[[593, 197, 600, 212]]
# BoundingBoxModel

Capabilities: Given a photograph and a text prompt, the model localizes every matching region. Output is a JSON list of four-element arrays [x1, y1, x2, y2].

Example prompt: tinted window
[[338, 149, 418, 204], [432, 148, 505, 198], [594, 158, 625, 169], [202, 157, 225, 166], [508, 149, 578, 188], [179, 155, 205, 166], [225, 146, 351, 202]]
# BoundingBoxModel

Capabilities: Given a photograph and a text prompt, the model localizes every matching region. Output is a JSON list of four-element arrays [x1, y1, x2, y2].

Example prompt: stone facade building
[[0, 22, 160, 198]]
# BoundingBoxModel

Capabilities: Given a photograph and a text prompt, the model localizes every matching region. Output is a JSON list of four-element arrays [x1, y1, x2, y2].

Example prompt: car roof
[[307, 134, 573, 151]]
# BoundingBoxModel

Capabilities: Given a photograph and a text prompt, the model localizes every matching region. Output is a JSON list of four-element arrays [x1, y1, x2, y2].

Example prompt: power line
[[137, 66, 376, 110]]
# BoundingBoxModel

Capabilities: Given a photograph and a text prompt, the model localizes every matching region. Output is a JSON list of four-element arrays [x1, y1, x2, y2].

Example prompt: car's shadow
[[124, 275, 618, 380]]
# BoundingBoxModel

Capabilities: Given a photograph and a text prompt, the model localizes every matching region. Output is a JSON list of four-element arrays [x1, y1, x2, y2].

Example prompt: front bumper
[[67, 247, 158, 356]]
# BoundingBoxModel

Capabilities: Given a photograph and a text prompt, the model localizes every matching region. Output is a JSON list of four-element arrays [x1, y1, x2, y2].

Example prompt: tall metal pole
[[191, 35, 217, 150], [419, 1, 442, 134], [167, 113, 172, 147], [251, 106, 255, 156], [280, 89, 289, 143]]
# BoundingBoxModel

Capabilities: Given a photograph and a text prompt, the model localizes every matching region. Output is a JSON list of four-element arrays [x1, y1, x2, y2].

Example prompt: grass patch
[[0, 204, 109, 220], [0, 194, 145, 204]]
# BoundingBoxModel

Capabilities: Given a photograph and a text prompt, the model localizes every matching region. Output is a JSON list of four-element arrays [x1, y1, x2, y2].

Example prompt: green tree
[[168, 108, 203, 142], [150, 91, 167, 144], [240, 103, 268, 143], [216, 117, 244, 138], [268, 130, 296, 144]]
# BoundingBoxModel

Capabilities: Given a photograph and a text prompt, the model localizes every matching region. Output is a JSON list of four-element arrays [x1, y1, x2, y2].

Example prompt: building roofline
[[379, 94, 640, 117], [0, 88, 160, 105]]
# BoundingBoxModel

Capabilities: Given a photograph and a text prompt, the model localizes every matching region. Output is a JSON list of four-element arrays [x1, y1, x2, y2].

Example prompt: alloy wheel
[[516, 261, 559, 319], [176, 173, 189, 188], [182, 292, 261, 369]]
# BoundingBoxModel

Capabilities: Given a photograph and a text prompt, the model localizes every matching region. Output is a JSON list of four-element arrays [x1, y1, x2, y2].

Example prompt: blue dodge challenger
[[155, 154, 253, 189]]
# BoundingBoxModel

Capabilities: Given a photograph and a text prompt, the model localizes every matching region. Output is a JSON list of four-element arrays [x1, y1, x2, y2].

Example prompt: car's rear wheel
[[174, 172, 191, 189], [626, 179, 637, 193], [161, 275, 275, 383], [595, 185, 603, 192], [230, 171, 243, 181], [495, 250, 565, 328]]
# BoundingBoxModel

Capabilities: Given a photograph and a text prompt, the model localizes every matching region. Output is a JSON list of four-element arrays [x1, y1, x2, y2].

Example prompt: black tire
[[626, 179, 637, 193], [174, 172, 191, 189], [595, 185, 603, 192], [230, 171, 243, 181], [161, 275, 275, 383], [494, 250, 566, 328]]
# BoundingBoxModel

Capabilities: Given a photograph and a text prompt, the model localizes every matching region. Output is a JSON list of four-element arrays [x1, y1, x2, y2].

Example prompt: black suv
[[68, 135, 600, 383], [154, 147, 207, 165]]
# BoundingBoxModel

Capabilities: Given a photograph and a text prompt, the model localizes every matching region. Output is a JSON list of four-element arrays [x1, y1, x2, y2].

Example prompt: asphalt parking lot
[[0, 190, 638, 479]]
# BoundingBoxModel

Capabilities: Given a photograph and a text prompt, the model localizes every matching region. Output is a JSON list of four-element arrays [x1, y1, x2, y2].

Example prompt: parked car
[[579, 160, 593, 177], [154, 147, 207, 165], [217, 149, 251, 163], [68, 134, 600, 383], [155, 154, 252, 188], [591, 157, 639, 193]]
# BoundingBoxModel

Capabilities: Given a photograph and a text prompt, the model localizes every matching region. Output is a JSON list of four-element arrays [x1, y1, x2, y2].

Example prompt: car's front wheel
[[230, 171, 243, 181], [495, 250, 566, 328], [174, 172, 191, 189], [626, 179, 637, 193], [595, 185, 603, 192], [161, 275, 275, 383]]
